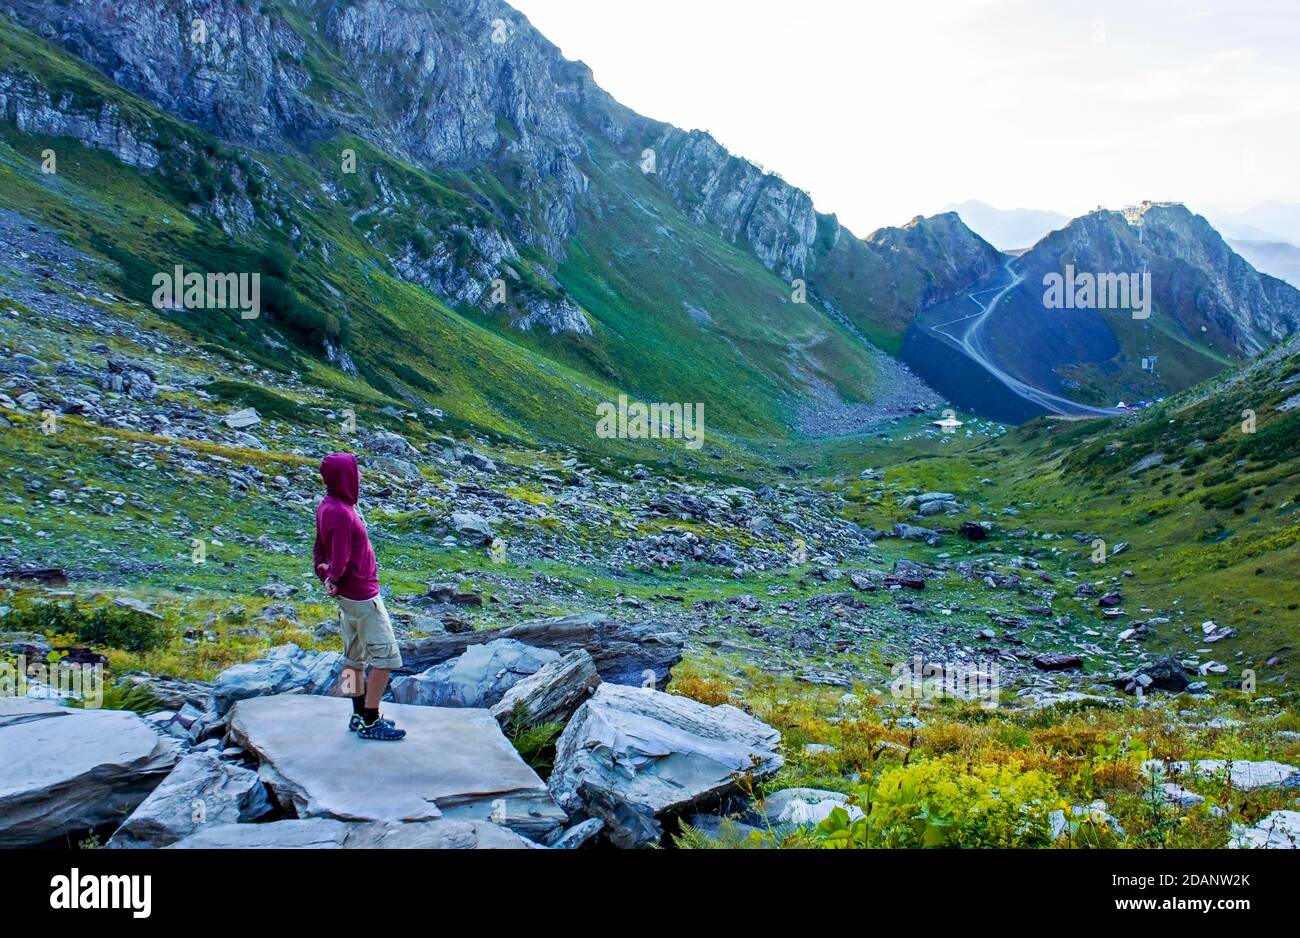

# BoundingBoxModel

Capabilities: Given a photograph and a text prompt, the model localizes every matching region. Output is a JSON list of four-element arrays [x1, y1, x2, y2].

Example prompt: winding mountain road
[[930, 256, 1121, 418]]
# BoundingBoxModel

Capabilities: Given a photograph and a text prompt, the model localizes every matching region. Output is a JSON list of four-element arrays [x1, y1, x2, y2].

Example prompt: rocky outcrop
[[490, 649, 601, 727], [398, 612, 682, 688], [390, 638, 560, 708], [0, 699, 178, 847], [1165, 759, 1300, 791], [323, 0, 594, 255], [211, 643, 344, 716], [652, 128, 817, 280], [226, 695, 567, 840], [548, 683, 783, 848], [0, 72, 160, 170], [391, 224, 519, 308], [1229, 810, 1300, 849], [511, 295, 592, 336], [2, 0, 330, 150], [106, 750, 272, 848]]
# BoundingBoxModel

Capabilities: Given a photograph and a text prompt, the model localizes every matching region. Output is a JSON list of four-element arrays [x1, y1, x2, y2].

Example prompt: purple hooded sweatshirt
[[313, 453, 379, 601]]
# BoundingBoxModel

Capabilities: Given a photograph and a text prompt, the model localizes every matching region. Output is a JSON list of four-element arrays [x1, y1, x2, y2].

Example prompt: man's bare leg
[[364, 668, 391, 709]]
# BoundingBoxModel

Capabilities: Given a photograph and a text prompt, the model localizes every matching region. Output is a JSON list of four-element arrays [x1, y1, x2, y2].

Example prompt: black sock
[[362, 706, 380, 725], [351, 695, 366, 716]]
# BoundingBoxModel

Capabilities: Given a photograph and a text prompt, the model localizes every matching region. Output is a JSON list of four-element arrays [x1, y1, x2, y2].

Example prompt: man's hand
[[316, 563, 329, 579], [324, 577, 339, 597]]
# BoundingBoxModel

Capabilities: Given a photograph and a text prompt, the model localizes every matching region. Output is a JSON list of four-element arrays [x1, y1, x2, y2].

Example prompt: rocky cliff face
[[867, 212, 1003, 312], [3, 0, 329, 146], [651, 128, 818, 281], [0, 72, 161, 170], [1135, 204, 1300, 353]]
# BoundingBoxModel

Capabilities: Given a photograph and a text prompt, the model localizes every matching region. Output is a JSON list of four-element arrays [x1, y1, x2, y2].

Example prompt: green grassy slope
[[804, 342, 1300, 688]]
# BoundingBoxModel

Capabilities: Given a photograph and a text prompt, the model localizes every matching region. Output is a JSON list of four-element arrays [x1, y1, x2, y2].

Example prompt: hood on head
[[321, 452, 359, 505]]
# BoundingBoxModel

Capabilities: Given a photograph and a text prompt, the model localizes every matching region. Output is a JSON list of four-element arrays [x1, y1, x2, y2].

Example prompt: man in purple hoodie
[[314, 453, 406, 741]]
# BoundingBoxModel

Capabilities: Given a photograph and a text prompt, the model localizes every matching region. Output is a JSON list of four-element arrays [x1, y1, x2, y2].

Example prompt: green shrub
[[74, 681, 161, 713], [75, 607, 171, 654], [816, 758, 1061, 848], [1200, 485, 1248, 510], [204, 379, 317, 424], [503, 702, 564, 775], [3, 601, 170, 654]]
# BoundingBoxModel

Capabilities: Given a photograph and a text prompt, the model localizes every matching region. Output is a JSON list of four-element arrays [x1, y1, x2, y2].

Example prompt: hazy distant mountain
[[1231, 240, 1300, 289], [943, 200, 1070, 251], [1204, 202, 1300, 246]]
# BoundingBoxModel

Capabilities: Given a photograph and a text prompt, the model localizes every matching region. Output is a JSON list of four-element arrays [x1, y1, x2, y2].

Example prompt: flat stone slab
[[0, 699, 177, 847], [0, 697, 67, 729], [227, 695, 565, 841], [170, 817, 535, 849]]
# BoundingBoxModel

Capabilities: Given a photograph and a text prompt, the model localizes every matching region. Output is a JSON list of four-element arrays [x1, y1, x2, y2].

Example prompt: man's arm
[[321, 506, 353, 586], [312, 525, 327, 582]]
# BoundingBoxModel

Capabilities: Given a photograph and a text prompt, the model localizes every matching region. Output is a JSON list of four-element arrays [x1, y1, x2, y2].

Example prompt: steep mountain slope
[[925, 203, 1300, 412], [995, 335, 1300, 678]]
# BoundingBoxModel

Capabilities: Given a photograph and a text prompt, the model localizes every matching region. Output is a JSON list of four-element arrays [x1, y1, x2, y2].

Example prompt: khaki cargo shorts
[[336, 594, 403, 670]]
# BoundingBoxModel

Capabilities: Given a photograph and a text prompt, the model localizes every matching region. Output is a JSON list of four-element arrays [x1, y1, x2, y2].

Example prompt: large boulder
[[399, 613, 682, 688], [369, 456, 423, 481], [227, 695, 566, 841], [1033, 653, 1084, 672], [221, 408, 260, 429], [1112, 655, 1192, 693], [212, 643, 345, 716], [390, 639, 559, 708], [365, 431, 420, 458], [490, 649, 601, 727], [892, 523, 941, 546], [548, 683, 783, 848], [170, 817, 534, 849], [450, 511, 495, 542], [0, 699, 178, 847], [106, 751, 272, 848]]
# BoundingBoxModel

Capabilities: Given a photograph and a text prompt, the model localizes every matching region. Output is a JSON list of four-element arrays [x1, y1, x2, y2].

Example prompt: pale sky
[[510, 0, 1300, 235]]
